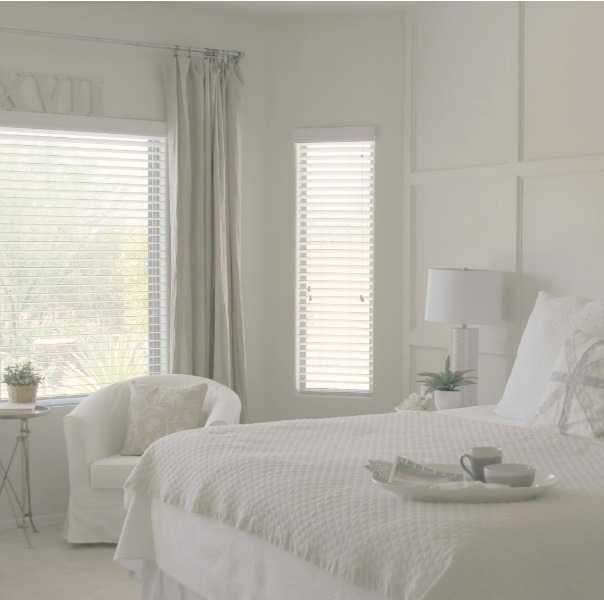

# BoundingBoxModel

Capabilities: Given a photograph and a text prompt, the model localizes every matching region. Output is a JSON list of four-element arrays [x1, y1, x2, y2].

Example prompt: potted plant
[[417, 355, 476, 410], [3, 362, 44, 404]]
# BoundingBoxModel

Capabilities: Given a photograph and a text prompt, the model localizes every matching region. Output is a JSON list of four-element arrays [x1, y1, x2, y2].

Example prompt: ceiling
[[193, 1, 412, 16]]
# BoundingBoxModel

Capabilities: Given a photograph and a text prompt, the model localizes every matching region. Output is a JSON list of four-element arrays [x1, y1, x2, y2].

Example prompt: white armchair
[[62, 374, 241, 543]]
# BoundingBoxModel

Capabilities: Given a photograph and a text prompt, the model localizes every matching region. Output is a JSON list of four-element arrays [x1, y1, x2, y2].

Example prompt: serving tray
[[372, 464, 558, 503]]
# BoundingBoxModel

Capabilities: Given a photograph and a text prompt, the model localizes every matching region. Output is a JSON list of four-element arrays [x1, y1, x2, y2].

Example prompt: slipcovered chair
[[62, 374, 241, 543]]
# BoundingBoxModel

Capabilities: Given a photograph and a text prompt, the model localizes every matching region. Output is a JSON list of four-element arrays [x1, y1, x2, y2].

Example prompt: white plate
[[374, 471, 558, 503]]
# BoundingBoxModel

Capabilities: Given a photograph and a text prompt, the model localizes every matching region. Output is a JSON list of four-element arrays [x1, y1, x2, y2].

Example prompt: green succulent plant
[[417, 355, 477, 393], [3, 361, 44, 386]]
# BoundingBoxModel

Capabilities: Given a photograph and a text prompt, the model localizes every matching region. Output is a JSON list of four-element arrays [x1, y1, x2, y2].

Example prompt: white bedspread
[[123, 411, 604, 600]]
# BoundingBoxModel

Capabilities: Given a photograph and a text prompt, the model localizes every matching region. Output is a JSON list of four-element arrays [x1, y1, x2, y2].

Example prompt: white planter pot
[[434, 389, 463, 411]]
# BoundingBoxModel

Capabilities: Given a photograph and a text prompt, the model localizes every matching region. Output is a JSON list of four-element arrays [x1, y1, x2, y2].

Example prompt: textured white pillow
[[571, 300, 604, 337], [121, 381, 208, 456], [534, 329, 604, 440], [494, 291, 590, 423]]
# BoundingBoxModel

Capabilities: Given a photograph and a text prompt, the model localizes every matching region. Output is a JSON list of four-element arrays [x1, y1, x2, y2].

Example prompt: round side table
[[0, 405, 50, 547]]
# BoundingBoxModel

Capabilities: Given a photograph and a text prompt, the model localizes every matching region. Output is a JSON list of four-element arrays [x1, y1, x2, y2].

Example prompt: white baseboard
[[0, 512, 65, 531]]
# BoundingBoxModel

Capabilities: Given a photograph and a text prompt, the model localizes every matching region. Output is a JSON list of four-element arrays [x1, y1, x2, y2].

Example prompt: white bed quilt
[[123, 411, 604, 599]]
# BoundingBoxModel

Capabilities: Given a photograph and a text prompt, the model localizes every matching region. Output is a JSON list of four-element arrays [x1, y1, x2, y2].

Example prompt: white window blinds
[[0, 124, 168, 402], [294, 128, 375, 394]]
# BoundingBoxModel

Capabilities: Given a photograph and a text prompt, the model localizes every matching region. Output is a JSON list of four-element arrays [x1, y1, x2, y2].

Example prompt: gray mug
[[460, 447, 503, 482]]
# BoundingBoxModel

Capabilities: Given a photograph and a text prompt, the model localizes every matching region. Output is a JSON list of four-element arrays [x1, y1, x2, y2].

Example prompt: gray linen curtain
[[164, 53, 247, 421]]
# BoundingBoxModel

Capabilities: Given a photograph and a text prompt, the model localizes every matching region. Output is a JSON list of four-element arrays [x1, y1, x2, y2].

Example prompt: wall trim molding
[[0, 512, 65, 532], [409, 154, 604, 185], [517, 1, 525, 162]]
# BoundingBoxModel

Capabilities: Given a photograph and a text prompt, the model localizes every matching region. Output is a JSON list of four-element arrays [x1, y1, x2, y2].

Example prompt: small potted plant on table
[[417, 355, 476, 410], [3, 362, 44, 404]]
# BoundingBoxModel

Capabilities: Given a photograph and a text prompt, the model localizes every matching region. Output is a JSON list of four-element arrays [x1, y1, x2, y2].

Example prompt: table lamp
[[425, 267, 502, 406]]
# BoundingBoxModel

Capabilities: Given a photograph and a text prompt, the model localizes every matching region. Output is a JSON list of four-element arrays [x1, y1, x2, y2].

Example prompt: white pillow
[[570, 300, 604, 336], [534, 329, 604, 440], [121, 381, 209, 456], [494, 291, 590, 423]]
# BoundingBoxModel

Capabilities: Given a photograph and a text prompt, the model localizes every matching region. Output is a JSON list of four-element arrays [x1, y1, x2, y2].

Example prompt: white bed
[[115, 292, 604, 599], [115, 406, 604, 600], [436, 403, 526, 427]]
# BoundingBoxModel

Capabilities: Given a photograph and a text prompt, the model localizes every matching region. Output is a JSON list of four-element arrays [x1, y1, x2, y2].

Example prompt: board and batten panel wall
[[404, 1, 604, 404]]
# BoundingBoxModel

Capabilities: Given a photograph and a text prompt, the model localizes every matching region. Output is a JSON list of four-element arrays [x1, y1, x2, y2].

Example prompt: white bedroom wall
[[263, 12, 406, 420], [0, 1, 270, 525], [404, 1, 604, 405], [5, 0, 604, 528]]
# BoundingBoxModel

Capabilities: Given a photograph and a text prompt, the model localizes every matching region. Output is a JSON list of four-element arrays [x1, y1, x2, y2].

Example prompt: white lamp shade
[[425, 268, 502, 325]]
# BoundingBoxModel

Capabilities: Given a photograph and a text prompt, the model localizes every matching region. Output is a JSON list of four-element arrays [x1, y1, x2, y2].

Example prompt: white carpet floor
[[0, 522, 139, 600]]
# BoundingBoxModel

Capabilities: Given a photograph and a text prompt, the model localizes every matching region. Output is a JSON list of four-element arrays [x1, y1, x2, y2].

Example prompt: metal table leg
[[0, 427, 32, 547], [0, 406, 49, 547]]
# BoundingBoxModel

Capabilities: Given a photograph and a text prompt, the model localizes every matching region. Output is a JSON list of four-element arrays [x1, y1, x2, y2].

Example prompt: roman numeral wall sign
[[0, 71, 103, 116]]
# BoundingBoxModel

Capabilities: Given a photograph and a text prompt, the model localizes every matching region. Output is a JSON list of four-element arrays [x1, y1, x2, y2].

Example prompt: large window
[[0, 117, 168, 402], [294, 127, 375, 395]]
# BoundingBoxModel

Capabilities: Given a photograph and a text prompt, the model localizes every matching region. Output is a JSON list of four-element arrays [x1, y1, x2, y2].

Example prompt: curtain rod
[[0, 26, 245, 60]]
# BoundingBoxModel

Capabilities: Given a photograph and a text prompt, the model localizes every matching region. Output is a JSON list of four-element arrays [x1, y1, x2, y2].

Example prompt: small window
[[293, 127, 375, 395], [0, 120, 168, 402]]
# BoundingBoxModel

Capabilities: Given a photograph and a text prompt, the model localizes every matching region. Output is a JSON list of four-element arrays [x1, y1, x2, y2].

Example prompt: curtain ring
[[172, 45, 179, 58]]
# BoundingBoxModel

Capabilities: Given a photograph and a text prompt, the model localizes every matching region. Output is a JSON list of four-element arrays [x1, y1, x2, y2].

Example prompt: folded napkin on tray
[[366, 457, 464, 485]]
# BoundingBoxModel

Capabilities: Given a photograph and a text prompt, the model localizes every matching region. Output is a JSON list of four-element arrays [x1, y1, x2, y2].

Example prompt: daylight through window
[[0, 123, 168, 402], [294, 128, 375, 394]]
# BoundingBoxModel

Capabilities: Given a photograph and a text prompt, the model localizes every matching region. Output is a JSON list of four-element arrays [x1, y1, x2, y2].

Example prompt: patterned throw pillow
[[495, 291, 590, 423], [121, 381, 209, 456], [534, 330, 604, 440]]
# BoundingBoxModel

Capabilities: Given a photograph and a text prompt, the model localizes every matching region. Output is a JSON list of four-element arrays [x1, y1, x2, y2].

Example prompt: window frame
[[0, 111, 170, 406], [293, 127, 375, 397]]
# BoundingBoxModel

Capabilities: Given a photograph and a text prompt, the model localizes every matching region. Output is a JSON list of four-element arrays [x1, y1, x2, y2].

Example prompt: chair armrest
[[205, 389, 241, 426]]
